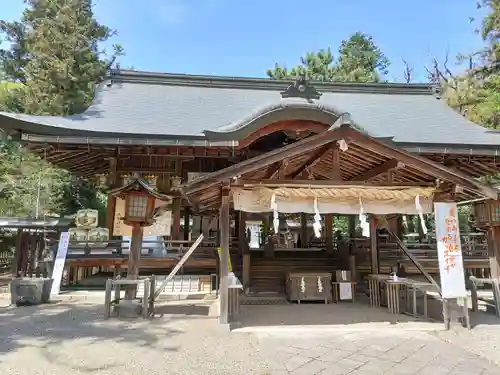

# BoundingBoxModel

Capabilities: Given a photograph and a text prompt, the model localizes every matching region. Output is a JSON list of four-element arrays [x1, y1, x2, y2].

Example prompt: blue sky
[[2, 0, 488, 82]]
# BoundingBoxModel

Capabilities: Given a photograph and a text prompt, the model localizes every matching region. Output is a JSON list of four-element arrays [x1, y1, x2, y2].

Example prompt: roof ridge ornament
[[280, 72, 322, 100]]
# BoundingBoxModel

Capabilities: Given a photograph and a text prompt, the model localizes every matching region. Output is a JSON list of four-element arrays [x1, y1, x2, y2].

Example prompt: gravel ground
[[2, 295, 500, 375], [0, 299, 268, 375], [433, 310, 500, 368]]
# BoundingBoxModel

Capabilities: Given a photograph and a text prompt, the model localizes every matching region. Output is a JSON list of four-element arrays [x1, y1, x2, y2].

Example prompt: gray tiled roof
[[1, 69, 500, 147]]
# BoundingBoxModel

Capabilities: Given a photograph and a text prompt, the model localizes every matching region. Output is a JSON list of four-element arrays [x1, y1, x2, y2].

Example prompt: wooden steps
[[250, 255, 337, 294]]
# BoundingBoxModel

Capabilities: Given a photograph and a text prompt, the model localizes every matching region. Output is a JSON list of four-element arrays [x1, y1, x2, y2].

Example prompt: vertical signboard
[[434, 202, 467, 299], [50, 231, 70, 295]]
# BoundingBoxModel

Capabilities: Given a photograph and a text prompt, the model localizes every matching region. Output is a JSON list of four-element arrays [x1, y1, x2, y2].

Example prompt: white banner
[[50, 231, 70, 295], [434, 202, 467, 299]]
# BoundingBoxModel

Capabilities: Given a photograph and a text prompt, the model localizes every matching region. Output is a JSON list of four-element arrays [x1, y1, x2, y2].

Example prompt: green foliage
[[267, 32, 390, 83], [334, 32, 390, 82], [434, 1, 500, 129], [0, 137, 68, 217], [0, 0, 123, 115], [0, 0, 119, 218]]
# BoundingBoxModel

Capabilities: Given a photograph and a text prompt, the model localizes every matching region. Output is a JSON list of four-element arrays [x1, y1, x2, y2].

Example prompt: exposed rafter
[[351, 159, 404, 181], [268, 159, 290, 179], [288, 145, 331, 179]]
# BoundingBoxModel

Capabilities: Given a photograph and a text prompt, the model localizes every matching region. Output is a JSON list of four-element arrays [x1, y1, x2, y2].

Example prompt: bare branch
[[401, 58, 413, 83]]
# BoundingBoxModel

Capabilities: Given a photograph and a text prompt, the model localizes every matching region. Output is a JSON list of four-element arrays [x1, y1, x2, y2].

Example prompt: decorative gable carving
[[280, 73, 322, 100]]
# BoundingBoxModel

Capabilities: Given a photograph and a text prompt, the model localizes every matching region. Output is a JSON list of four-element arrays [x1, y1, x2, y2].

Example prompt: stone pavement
[[256, 330, 500, 375]]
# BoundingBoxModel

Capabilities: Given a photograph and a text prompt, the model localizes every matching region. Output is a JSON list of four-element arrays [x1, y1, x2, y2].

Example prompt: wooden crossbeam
[[233, 179, 434, 188], [288, 146, 330, 179], [267, 159, 289, 179], [351, 159, 404, 181]]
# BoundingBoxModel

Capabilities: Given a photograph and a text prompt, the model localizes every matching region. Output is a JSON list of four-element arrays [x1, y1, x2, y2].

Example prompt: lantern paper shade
[[126, 194, 149, 220]]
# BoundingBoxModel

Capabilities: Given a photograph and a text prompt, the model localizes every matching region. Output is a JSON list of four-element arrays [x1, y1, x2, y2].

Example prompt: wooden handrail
[[153, 234, 205, 300]]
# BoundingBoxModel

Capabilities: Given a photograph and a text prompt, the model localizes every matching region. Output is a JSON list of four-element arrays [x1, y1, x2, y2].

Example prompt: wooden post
[[300, 213, 308, 248], [242, 253, 251, 289], [219, 185, 230, 325], [126, 223, 143, 299], [325, 214, 334, 254], [172, 197, 181, 241], [106, 157, 118, 233], [183, 207, 190, 241], [239, 211, 250, 288], [237, 211, 247, 254], [487, 226, 500, 280], [370, 215, 379, 274]]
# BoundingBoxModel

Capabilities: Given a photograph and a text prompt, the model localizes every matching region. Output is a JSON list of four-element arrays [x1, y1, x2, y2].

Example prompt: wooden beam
[[344, 127, 498, 199], [351, 159, 404, 181], [264, 163, 281, 179], [233, 179, 435, 188], [288, 145, 330, 179], [183, 125, 349, 194], [331, 145, 341, 180], [268, 159, 289, 179]]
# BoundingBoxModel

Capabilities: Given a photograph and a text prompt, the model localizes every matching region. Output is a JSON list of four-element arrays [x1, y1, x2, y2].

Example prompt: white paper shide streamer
[[312, 198, 322, 238], [415, 195, 428, 234], [358, 198, 370, 237], [270, 193, 279, 234], [337, 138, 349, 152], [300, 277, 306, 293], [317, 276, 323, 292]]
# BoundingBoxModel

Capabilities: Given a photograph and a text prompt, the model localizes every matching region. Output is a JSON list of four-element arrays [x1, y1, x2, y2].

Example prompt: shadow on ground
[[0, 300, 209, 365]]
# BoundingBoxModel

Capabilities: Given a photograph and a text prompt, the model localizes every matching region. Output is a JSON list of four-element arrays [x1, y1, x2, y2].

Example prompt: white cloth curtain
[[233, 189, 433, 215]]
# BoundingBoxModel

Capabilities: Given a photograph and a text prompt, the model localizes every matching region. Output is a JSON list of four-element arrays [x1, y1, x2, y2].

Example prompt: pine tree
[[0, 0, 120, 217], [0, 0, 123, 115]]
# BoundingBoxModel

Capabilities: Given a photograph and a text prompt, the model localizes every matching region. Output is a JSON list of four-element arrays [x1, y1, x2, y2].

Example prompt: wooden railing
[[347, 232, 489, 275], [0, 250, 13, 268], [46, 237, 241, 259]]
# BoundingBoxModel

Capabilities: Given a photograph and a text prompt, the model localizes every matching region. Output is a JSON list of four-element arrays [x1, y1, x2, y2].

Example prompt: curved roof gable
[[0, 69, 499, 147]]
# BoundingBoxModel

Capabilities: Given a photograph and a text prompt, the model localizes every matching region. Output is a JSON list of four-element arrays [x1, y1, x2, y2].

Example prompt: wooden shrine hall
[[2, 70, 500, 324]]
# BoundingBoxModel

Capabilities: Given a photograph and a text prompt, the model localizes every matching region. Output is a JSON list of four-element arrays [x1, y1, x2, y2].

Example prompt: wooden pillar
[[370, 215, 379, 274], [238, 211, 247, 254], [172, 197, 181, 241], [183, 207, 190, 241], [106, 157, 118, 233], [387, 215, 403, 238], [219, 186, 230, 325], [239, 211, 251, 288], [242, 253, 251, 289], [348, 215, 356, 254], [325, 214, 334, 254], [487, 227, 500, 280], [300, 213, 308, 248], [126, 223, 143, 299], [172, 160, 183, 241]]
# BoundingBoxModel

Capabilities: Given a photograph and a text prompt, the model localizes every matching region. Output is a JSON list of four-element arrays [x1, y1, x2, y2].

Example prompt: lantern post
[[109, 174, 171, 300]]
